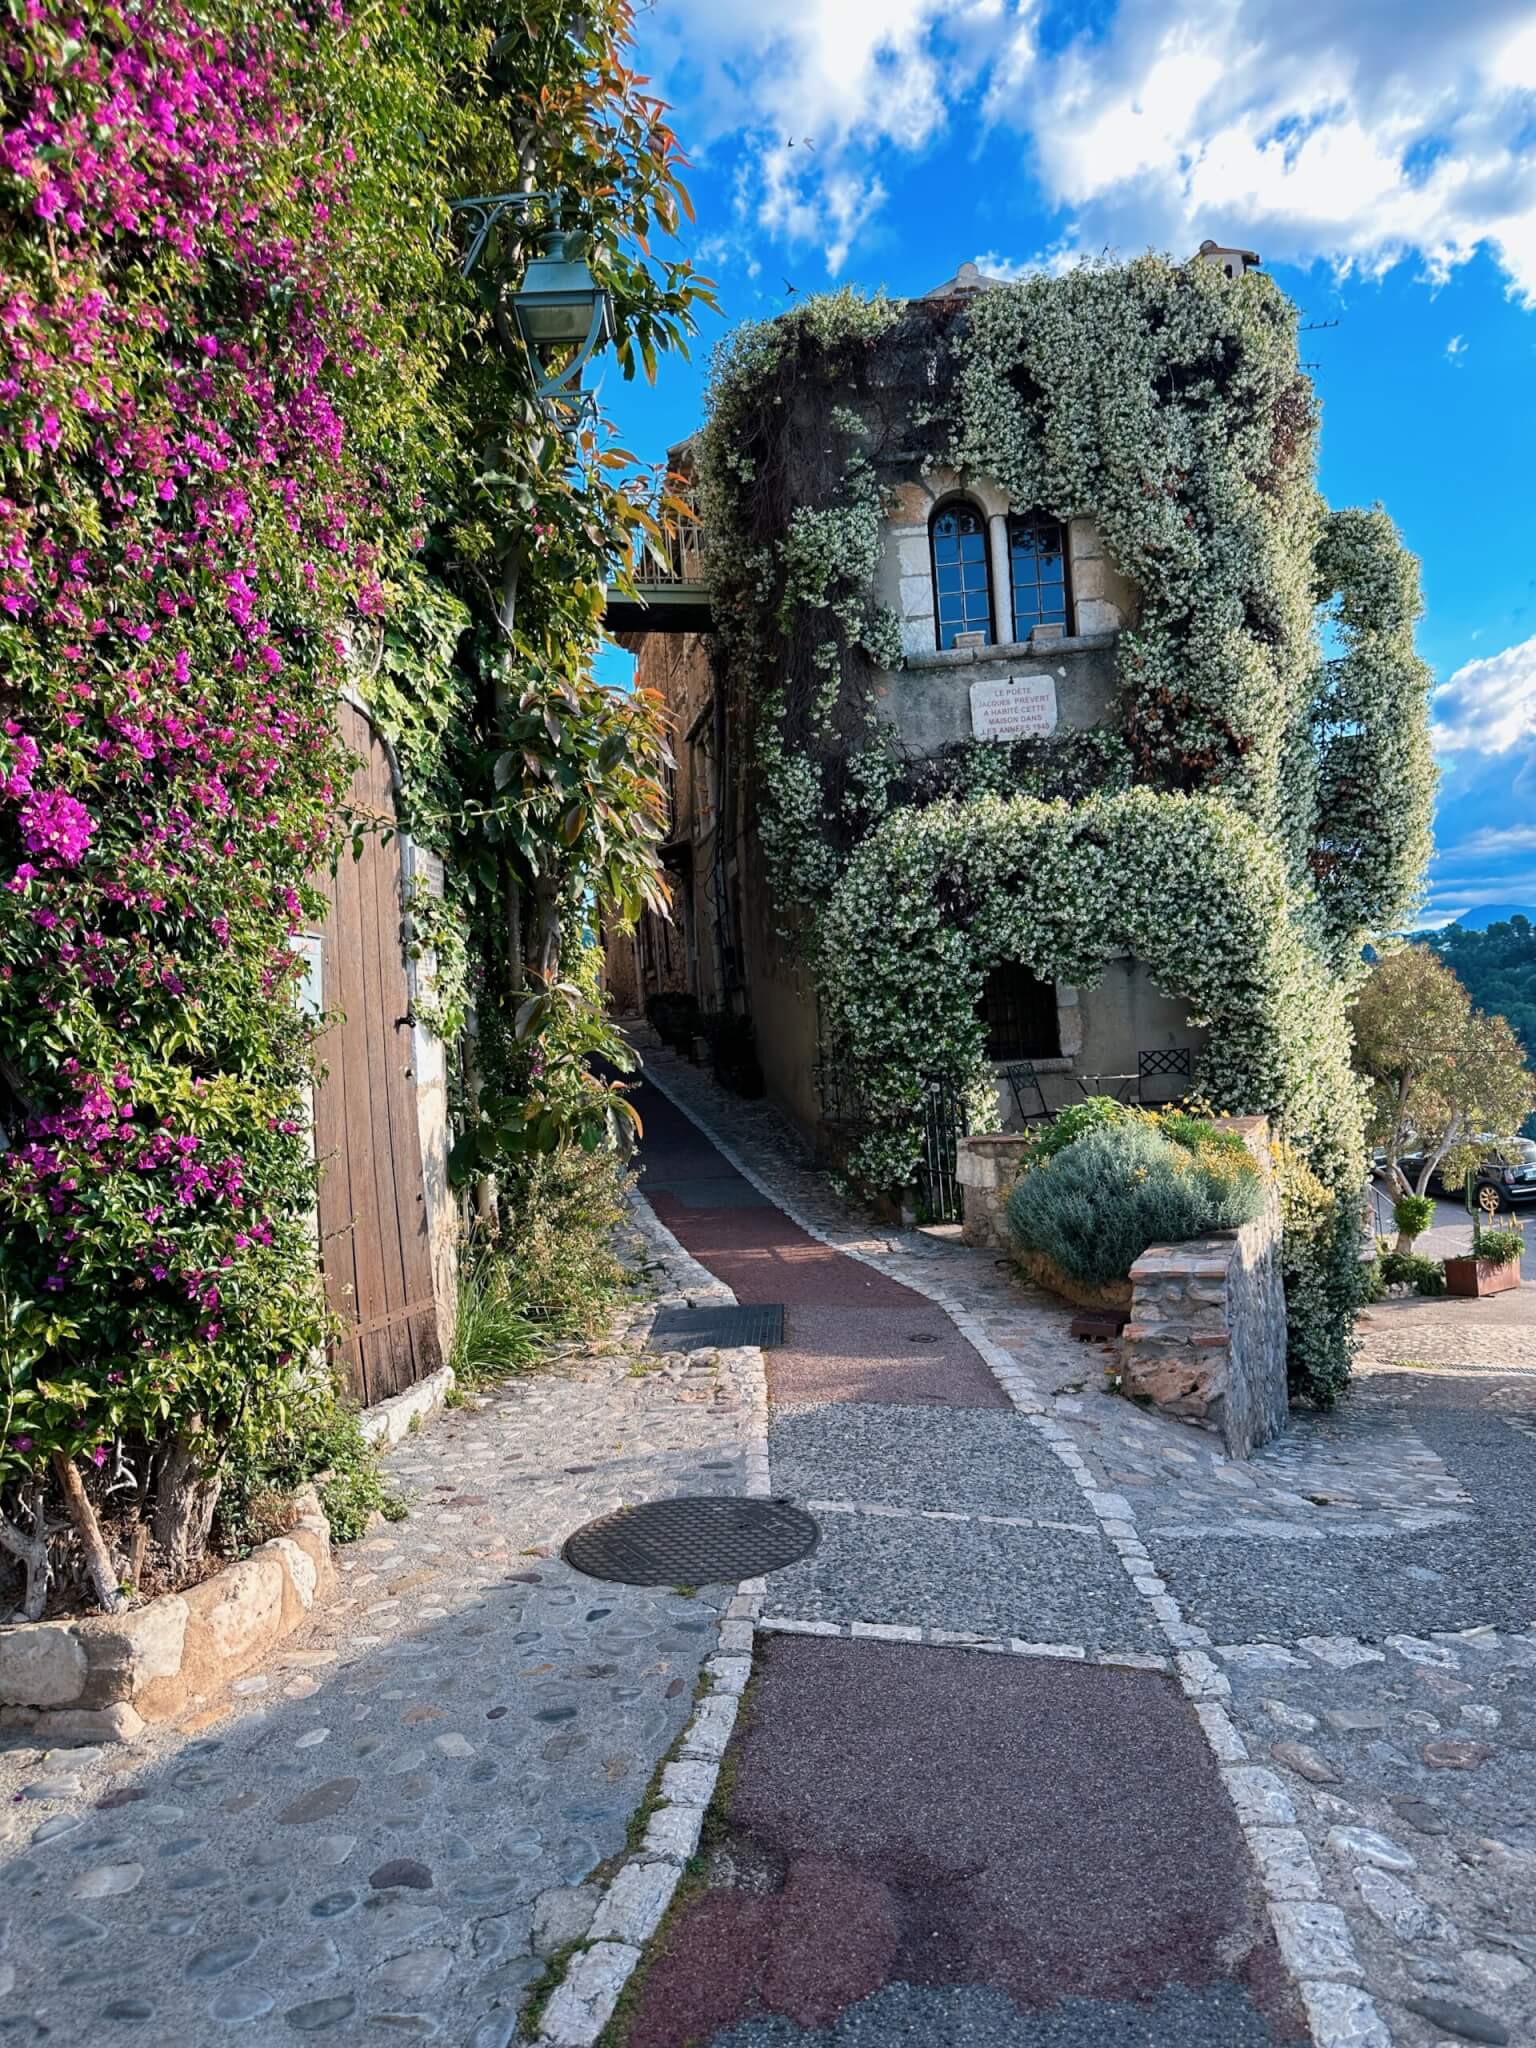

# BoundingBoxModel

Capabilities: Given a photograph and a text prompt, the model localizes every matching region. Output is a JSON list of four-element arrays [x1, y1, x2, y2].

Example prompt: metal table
[[1074, 1071, 1139, 1104]]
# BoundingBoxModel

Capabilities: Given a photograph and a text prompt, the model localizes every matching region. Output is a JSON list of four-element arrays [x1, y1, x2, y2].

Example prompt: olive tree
[[1352, 945, 1536, 1203]]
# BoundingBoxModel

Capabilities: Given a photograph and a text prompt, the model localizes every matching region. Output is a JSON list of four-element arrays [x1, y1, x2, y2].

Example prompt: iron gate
[[917, 1072, 967, 1224]]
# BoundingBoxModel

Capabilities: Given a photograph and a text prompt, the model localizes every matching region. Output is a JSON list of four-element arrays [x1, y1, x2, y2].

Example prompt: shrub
[[219, 1367, 404, 1552], [501, 1146, 629, 1335], [1377, 1250, 1448, 1296], [1157, 1111, 1251, 1162], [1024, 1095, 1132, 1164], [1472, 1227, 1525, 1267], [1392, 1194, 1436, 1246], [451, 1245, 541, 1389], [1271, 1138, 1357, 1405], [1006, 1121, 1266, 1290]]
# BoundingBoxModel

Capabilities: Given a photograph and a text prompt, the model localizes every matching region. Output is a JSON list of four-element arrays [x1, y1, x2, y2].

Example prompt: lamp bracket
[[448, 191, 558, 278]]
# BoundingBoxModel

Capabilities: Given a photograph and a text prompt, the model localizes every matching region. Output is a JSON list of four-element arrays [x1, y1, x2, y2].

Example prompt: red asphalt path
[[626, 1075, 1304, 2046]]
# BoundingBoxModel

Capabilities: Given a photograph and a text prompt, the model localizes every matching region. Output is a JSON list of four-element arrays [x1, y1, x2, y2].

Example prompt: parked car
[[1394, 1137, 1536, 1207]]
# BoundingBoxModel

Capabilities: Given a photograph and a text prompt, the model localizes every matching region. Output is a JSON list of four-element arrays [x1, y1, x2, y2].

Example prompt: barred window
[[1008, 510, 1071, 641], [930, 502, 993, 648], [979, 961, 1060, 1059]]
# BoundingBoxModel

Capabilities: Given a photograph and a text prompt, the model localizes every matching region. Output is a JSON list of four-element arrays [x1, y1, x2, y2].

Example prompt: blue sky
[[596, 0, 1536, 928]]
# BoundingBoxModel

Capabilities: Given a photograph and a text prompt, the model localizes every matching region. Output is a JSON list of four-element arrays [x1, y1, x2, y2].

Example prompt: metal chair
[[1137, 1047, 1192, 1105], [1003, 1061, 1055, 1127]]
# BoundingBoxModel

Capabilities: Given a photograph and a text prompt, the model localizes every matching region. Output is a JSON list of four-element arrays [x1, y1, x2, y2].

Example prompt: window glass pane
[[932, 501, 993, 648], [979, 962, 1060, 1060], [1008, 510, 1071, 641]]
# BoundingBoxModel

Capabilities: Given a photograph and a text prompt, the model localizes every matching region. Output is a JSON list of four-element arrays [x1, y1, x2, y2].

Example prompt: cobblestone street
[[628, 1046, 1536, 2048], [0, 1213, 756, 2045], [2, 1046, 1532, 2047]]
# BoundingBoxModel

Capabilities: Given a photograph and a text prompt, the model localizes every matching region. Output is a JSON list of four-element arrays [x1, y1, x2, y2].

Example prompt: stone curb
[[533, 1184, 771, 2048], [359, 1361, 457, 1448], [0, 1485, 335, 1745], [629, 1051, 1390, 2048]]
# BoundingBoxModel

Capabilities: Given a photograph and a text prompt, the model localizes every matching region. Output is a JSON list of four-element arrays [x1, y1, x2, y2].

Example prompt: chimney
[[1196, 238, 1261, 280]]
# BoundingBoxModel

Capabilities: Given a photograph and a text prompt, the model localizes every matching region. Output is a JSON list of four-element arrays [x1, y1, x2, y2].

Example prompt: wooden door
[[311, 699, 443, 1403]]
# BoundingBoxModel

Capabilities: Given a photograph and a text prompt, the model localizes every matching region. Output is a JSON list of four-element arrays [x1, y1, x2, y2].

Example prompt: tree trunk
[[51, 1452, 126, 1615], [0, 1481, 50, 1621], [152, 1437, 222, 1582], [532, 872, 562, 982]]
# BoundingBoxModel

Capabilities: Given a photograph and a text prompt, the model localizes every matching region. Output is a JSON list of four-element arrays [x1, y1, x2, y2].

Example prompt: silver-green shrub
[[1006, 1122, 1266, 1290]]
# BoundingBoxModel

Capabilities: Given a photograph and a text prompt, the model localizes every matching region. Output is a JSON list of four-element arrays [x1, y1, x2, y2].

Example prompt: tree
[[1352, 946, 1536, 1201], [1418, 916, 1536, 1133]]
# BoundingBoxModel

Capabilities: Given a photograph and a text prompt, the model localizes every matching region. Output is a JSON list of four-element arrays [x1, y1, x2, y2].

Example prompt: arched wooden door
[[311, 698, 443, 1404]]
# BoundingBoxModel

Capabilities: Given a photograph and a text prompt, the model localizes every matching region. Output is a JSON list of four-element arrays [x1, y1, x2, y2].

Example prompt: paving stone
[[1401, 1994, 1511, 2043], [1273, 1740, 1339, 1784], [0, 1214, 749, 2048], [1325, 1826, 1415, 1873], [1352, 1867, 1435, 1939]]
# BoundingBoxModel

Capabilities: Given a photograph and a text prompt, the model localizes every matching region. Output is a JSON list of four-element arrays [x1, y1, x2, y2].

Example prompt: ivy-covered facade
[[614, 252, 1437, 1404]]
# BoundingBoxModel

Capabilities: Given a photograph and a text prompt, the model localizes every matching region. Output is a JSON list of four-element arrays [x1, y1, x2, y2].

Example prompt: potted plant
[[1444, 1221, 1525, 1299]]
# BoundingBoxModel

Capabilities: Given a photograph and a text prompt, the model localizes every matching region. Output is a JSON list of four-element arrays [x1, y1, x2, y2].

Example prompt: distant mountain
[[1440, 904, 1536, 932]]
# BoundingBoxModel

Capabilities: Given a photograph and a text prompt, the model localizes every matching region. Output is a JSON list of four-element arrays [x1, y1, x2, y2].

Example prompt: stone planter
[[1443, 1254, 1521, 1298], [1014, 1246, 1132, 1312], [955, 1132, 1033, 1249], [1119, 1118, 1286, 1459], [0, 1486, 333, 1745]]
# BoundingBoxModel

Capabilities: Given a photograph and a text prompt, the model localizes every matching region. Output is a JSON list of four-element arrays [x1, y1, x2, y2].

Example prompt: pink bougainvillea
[[0, 0, 447, 1482]]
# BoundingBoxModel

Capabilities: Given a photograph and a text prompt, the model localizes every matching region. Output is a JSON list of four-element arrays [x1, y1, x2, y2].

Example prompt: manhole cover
[[563, 1495, 819, 1586], [651, 1304, 785, 1350]]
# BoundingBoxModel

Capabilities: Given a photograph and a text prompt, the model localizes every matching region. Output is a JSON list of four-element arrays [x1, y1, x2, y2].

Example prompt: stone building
[[605, 241, 1429, 1241], [608, 262, 1214, 1158]]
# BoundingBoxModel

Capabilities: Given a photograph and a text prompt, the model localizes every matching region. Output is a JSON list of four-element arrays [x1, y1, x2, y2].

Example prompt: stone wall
[[956, 1133, 1033, 1247], [1121, 1118, 1287, 1459], [0, 1488, 334, 1744]]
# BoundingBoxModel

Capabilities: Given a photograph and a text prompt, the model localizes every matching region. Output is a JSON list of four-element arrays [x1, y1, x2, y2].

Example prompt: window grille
[[930, 502, 993, 648], [980, 962, 1059, 1060], [1008, 510, 1071, 641]]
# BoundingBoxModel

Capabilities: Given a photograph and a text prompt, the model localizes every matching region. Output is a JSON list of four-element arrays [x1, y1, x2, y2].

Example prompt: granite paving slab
[[701, 1980, 1296, 2047], [768, 1403, 1093, 1520], [761, 1512, 1163, 1653], [622, 1637, 1302, 2045], [768, 1304, 1008, 1409], [1144, 1369, 1536, 1643]]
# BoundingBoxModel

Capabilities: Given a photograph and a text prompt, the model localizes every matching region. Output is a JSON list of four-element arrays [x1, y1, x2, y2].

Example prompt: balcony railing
[[605, 502, 713, 634], [634, 519, 709, 591]]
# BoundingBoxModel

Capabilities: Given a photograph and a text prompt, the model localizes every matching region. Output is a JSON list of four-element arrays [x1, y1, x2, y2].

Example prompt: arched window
[[1007, 510, 1071, 641], [930, 501, 993, 649]]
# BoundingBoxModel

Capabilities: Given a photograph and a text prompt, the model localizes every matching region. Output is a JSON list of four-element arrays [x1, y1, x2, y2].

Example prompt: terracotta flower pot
[[1443, 1255, 1521, 1299]]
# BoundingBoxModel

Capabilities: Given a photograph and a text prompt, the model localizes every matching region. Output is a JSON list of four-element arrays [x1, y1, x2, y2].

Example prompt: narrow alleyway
[[624, 1075, 1302, 2046], [625, 1054, 1536, 2048]]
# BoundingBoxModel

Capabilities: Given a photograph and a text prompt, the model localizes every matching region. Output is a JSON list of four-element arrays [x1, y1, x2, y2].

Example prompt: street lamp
[[448, 195, 615, 434]]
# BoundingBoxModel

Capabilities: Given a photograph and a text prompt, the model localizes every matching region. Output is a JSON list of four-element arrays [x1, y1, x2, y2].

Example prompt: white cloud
[[1434, 823, 1536, 862], [638, 0, 1000, 274], [641, 0, 1536, 298], [1446, 333, 1468, 361], [1432, 635, 1536, 754]]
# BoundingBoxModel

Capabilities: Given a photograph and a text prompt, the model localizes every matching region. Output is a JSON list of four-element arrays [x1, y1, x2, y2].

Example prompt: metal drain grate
[[563, 1495, 819, 1586], [651, 1303, 785, 1350]]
